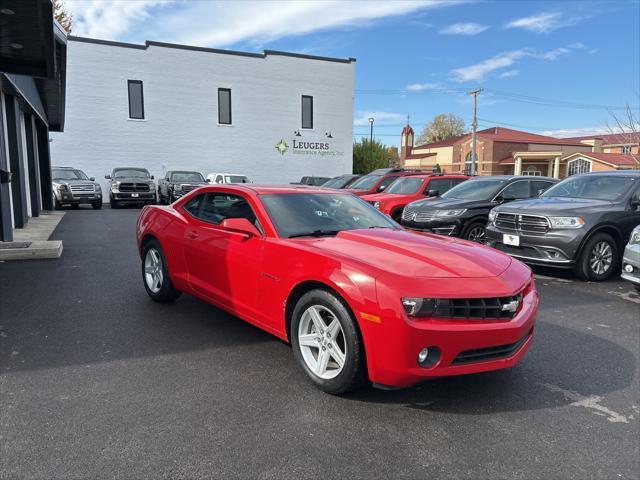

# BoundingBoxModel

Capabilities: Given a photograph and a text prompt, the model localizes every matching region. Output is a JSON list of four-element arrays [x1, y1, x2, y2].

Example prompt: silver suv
[[52, 166, 102, 209]]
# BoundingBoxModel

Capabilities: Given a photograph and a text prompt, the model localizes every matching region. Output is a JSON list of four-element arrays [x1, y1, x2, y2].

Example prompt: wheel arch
[[576, 224, 624, 259]]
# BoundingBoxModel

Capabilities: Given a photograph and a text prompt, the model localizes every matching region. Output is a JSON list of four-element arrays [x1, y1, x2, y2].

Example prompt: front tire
[[141, 239, 182, 302], [462, 221, 486, 243], [291, 289, 366, 394], [110, 196, 119, 209], [575, 232, 618, 281], [92, 202, 103, 210]]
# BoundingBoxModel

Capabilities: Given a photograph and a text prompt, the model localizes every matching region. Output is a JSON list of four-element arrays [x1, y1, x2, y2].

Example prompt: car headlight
[[488, 209, 497, 223], [629, 228, 640, 245], [548, 216, 585, 229], [57, 184, 69, 193], [435, 209, 467, 217], [150, 182, 156, 189], [402, 298, 437, 317], [95, 184, 101, 192], [373, 201, 380, 210]]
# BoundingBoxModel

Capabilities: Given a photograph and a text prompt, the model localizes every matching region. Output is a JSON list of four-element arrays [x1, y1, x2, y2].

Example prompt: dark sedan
[[401, 175, 558, 242]]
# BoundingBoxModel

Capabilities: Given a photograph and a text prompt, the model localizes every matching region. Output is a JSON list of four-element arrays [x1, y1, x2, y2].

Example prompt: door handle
[[187, 230, 199, 240]]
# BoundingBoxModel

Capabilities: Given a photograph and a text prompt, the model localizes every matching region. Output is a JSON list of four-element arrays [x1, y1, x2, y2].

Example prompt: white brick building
[[50, 37, 355, 194]]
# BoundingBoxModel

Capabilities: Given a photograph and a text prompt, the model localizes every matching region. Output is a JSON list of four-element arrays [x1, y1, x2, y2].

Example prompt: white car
[[206, 173, 251, 184]]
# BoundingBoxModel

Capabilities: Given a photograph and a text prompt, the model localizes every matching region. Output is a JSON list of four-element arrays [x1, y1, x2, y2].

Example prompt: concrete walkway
[[0, 211, 64, 260]]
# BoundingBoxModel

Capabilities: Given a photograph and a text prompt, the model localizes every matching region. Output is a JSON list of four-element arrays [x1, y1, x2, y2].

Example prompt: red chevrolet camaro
[[136, 184, 538, 394]]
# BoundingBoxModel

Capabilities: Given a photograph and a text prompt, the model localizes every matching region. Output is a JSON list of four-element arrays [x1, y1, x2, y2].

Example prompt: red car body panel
[[361, 175, 470, 218], [346, 171, 420, 197], [137, 184, 538, 389]]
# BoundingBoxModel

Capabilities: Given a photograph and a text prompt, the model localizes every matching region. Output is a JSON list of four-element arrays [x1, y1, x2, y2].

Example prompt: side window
[[424, 179, 452, 194], [378, 175, 399, 191], [215, 175, 223, 184], [187, 193, 257, 225], [183, 193, 204, 217], [500, 181, 530, 199], [531, 181, 554, 197]]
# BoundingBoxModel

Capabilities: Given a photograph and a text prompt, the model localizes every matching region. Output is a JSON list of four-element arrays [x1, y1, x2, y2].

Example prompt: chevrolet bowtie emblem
[[501, 300, 520, 313]]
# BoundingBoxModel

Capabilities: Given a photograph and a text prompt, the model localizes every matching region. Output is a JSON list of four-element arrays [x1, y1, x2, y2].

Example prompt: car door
[[181, 191, 265, 318], [496, 179, 531, 202], [423, 178, 452, 197]]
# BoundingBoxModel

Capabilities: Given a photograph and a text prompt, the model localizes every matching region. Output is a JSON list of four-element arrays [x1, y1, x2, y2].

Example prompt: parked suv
[[485, 171, 640, 281], [291, 176, 331, 186], [402, 175, 557, 242], [320, 174, 362, 189], [362, 174, 469, 221], [52, 166, 102, 209], [621, 225, 640, 291], [347, 168, 426, 197], [105, 167, 156, 208], [158, 170, 208, 204]]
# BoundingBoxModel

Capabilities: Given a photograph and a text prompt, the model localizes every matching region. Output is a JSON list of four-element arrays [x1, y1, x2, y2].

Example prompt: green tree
[[387, 146, 400, 168], [53, 0, 73, 33], [417, 113, 466, 145], [352, 137, 390, 174]]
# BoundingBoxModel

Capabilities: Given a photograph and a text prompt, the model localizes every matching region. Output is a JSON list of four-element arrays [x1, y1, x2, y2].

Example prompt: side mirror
[[377, 185, 387, 192], [151, 175, 154, 180], [220, 218, 260, 238], [205, 178, 211, 183], [0, 169, 13, 184], [89, 177, 95, 181], [631, 193, 640, 209], [537, 189, 547, 196], [426, 189, 439, 197], [105, 175, 111, 180], [501, 194, 517, 203]]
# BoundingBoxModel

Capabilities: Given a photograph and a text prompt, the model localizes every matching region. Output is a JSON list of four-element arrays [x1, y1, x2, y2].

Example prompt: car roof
[[208, 172, 247, 176], [203, 184, 343, 195], [579, 170, 640, 177], [466, 175, 557, 181], [113, 167, 149, 170]]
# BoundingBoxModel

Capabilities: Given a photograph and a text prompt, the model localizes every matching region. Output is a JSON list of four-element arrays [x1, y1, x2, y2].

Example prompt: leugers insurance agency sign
[[274, 137, 345, 157]]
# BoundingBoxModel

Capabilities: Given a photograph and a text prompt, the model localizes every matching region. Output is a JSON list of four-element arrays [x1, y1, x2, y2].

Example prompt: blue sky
[[65, 0, 640, 147]]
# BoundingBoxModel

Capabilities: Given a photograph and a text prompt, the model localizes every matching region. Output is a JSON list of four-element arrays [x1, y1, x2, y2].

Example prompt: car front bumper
[[621, 243, 640, 285], [361, 272, 538, 389], [485, 224, 582, 267], [402, 217, 464, 236], [111, 191, 155, 202], [56, 192, 102, 204]]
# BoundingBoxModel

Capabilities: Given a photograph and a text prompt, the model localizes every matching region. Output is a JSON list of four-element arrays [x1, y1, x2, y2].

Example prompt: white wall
[[50, 39, 355, 195]]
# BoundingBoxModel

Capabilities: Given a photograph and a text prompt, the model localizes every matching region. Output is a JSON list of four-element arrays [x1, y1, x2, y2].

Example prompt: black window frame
[[301, 95, 313, 129], [127, 80, 145, 120], [182, 192, 261, 230], [218, 88, 232, 125], [423, 178, 453, 194]]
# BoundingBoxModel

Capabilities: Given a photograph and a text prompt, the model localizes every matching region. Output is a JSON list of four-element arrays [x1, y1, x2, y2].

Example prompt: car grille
[[430, 292, 523, 320], [451, 332, 531, 365], [69, 184, 95, 192], [495, 213, 549, 234], [493, 243, 543, 259], [119, 182, 150, 192], [180, 184, 199, 193], [402, 205, 437, 223]]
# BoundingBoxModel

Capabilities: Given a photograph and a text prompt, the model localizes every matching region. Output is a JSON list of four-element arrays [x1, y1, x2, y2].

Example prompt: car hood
[[174, 181, 206, 186], [292, 228, 512, 278], [495, 196, 612, 214], [361, 192, 417, 203], [52, 178, 96, 185], [408, 197, 493, 211], [113, 177, 153, 183]]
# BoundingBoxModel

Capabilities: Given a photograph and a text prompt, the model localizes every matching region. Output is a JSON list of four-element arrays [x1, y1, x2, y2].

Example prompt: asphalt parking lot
[[1, 207, 639, 479]]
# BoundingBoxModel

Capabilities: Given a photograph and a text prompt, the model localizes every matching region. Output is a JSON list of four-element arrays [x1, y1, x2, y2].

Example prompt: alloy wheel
[[298, 305, 347, 380], [144, 248, 164, 293], [589, 241, 613, 275], [467, 225, 486, 243]]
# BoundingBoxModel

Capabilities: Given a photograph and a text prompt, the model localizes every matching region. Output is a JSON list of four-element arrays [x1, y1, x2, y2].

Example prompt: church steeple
[[400, 115, 414, 160]]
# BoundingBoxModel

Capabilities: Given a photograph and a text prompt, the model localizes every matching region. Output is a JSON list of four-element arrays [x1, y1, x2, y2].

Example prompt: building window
[[622, 145, 632, 155], [464, 151, 477, 175], [218, 88, 232, 125], [302, 95, 313, 129], [522, 165, 542, 176], [567, 157, 592, 176], [127, 80, 144, 119]]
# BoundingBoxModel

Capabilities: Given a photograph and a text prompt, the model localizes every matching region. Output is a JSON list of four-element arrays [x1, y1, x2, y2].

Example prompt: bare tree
[[417, 113, 466, 145], [53, 0, 73, 34], [606, 93, 640, 163]]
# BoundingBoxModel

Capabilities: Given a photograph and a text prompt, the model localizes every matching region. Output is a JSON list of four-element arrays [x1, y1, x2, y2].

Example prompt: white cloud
[[354, 111, 406, 126], [440, 22, 489, 35], [451, 44, 585, 82], [505, 11, 577, 34], [498, 70, 519, 79], [539, 127, 610, 137], [66, 0, 465, 47], [406, 82, 443, 92]]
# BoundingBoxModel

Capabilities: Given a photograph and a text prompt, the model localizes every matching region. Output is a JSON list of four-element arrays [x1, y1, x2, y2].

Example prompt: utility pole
[[468, 88, 483, 175], [368, 117, 374, 171]]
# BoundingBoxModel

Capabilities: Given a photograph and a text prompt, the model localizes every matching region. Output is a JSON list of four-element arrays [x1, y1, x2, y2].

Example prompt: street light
[[368, 117, 374, 170]]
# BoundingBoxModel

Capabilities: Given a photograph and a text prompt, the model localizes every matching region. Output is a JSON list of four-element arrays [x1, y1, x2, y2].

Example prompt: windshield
[[52, 169, 88, 180], [349, 174, 382, 190], [113, 169, 150, 179], [442, 177, 509, 201], [542, 175, 637, 201], [226, 175, 250, 183], [171, 171, 204, 182], [260, 193, 397, 238], [322, 176, 356, 188], [386, 177, 424, 194]]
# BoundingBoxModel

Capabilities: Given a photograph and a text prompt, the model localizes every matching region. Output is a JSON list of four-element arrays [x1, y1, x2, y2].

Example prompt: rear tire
[[574, 232, 618, 281], [71, 203, 80, 209], [290, 289, 366, 394], [462, 221, 486, 243], [391, 207, 404, 223], [53, 197, 62, 210], [141, 239, 182, 302], [110, 196, 119, 209]]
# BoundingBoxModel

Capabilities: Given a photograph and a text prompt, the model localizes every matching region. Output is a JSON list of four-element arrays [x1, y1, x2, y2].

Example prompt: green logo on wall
[[275, 139, 289, 155]]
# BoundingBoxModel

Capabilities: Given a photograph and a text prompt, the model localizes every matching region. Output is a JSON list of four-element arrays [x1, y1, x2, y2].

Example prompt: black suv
[[401, 175, 557, 242], [485, 171, 640, 281], [157, 170, 208, 204]]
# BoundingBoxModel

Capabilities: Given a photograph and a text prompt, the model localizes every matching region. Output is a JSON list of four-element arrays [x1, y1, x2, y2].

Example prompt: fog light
[[625, 264, 634, 273], [418, 348, 429, 364]]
